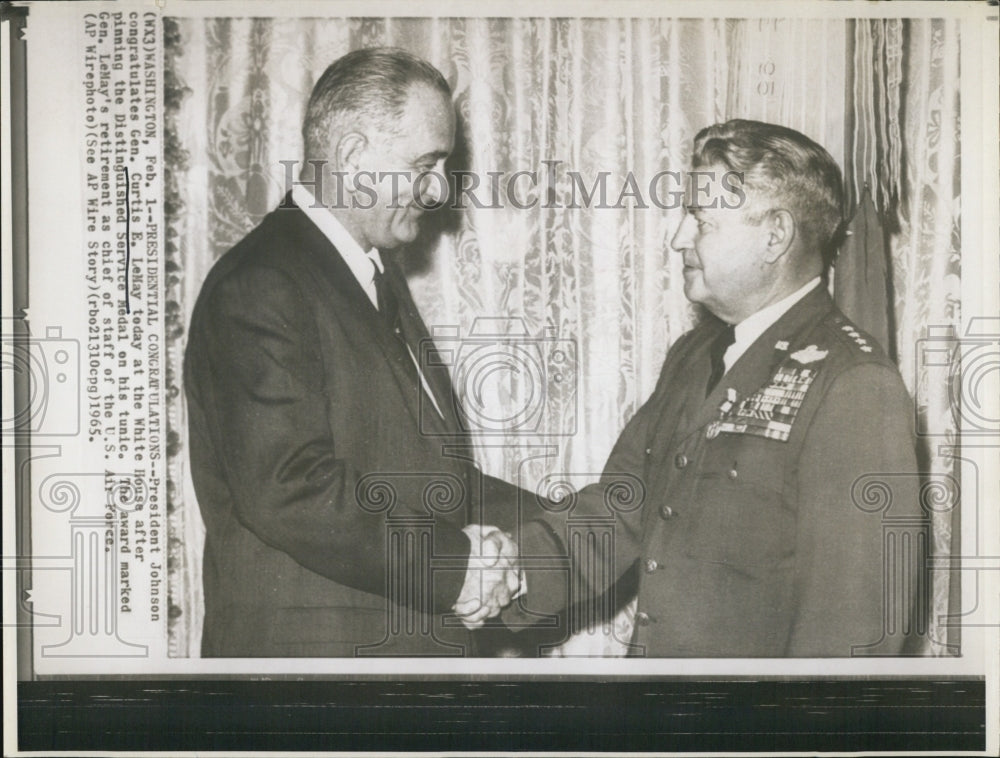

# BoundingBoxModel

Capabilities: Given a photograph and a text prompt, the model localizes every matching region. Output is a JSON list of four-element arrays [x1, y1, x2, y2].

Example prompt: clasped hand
[[453, 524, 523, 629]]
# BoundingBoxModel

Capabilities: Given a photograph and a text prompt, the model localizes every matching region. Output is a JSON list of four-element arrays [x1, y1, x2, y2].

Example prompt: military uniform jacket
[[514, 285, 921, 657]]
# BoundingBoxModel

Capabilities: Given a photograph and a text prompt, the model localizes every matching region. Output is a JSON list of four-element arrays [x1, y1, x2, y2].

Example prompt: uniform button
[[727, 468, 739, 480], [644, 558, 659, 573], [635, 611, 652, 626], [674, 453, 688, 469], [659, 504, 675, 519], [644, 447, 652, 455]]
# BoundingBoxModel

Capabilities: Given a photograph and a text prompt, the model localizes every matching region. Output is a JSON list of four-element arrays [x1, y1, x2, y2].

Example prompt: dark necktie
[[370, 258, 452, 426], [370, 259, 403, 341], [705, 324, 736, 397]]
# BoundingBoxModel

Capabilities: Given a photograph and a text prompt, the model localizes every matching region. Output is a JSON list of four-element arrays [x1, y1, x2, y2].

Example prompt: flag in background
[[834, 185, 893, 359]]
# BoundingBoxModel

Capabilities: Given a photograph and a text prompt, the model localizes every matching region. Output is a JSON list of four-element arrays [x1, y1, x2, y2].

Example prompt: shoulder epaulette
[[825, 312, 880, 356]]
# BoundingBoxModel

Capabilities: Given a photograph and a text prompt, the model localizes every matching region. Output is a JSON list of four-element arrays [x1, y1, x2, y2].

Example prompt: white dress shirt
[[291, 184, 445, 419], [723, 276, 822, 373]]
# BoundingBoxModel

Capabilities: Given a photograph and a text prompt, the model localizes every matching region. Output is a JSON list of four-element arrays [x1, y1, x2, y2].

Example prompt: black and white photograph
[[2, 0, 997, 753]]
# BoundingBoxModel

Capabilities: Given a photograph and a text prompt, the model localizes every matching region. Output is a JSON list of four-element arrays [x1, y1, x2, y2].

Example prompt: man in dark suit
[[184, 48, 521, 657], [503, 120, 924, 656]]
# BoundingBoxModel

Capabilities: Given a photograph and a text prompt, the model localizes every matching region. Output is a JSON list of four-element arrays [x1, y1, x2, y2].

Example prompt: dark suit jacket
[[184, 197, 521, 656], [511, 286, 924, 656]]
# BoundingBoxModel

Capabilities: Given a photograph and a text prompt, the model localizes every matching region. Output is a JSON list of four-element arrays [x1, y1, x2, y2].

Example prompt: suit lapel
[[273, 199, 438, 435], [384, 260, 465, 436]]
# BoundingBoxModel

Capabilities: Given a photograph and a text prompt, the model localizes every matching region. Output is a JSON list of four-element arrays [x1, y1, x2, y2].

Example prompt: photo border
[[4, 0, 998, 754]]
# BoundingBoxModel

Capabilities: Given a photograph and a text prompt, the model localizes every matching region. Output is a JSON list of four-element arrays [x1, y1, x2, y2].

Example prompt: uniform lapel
[[683, 286, 835, 437]]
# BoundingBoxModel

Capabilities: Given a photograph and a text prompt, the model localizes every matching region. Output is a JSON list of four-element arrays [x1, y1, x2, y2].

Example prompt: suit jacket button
[[635, 611, 652, 626], [644, 447, 652, 455], [727, 468, 739, 480], [659, 504, 675, 519], [674, 453, 688, 469], [644, 558, 659, 573]]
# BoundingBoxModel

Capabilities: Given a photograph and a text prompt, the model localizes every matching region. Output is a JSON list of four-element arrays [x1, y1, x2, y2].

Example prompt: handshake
[[454, 524, 525, 629]]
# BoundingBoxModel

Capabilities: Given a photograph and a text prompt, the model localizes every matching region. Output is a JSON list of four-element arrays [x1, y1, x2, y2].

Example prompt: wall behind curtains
[[163, 16, 955, 657]]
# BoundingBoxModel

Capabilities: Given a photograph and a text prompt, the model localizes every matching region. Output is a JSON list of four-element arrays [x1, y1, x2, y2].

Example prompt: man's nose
[[669, 214, 695, 252]]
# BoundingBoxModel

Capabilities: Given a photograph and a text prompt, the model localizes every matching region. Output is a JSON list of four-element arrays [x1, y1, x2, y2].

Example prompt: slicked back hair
[[302, 47, 451, 161], [692, 119, 845, 265]]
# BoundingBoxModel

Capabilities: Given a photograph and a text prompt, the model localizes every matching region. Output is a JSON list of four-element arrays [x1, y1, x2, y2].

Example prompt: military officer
[[506, 119, 923, 657]]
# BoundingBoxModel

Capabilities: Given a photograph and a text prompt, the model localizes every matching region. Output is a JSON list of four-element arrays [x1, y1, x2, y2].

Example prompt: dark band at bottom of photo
[[18, 678, 985, 752]]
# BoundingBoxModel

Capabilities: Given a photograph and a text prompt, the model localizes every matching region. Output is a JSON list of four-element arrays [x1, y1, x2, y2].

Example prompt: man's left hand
[[454, 525, 523, 629]]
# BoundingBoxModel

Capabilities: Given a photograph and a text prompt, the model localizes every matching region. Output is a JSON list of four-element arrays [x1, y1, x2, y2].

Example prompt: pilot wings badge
[[789, 344, 828, 364]]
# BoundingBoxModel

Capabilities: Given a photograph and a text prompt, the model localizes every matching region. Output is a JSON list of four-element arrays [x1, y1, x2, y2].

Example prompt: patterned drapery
[[164, 16, 959, 657], [846, 18, 962, 657]]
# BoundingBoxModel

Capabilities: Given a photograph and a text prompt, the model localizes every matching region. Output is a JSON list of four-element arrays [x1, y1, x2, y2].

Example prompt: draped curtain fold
[[845, 18, 962, 657], [163, 16, 959, 657]]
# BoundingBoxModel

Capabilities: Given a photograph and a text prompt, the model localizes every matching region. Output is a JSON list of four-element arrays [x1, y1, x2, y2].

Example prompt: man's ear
[[763, 208, 796, 263], [336, 132, 368, 190]]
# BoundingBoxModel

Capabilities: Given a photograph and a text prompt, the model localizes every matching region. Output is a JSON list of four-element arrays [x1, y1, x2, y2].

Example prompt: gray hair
[[302, 47, 451, 160], [693, 119, 845, 263]]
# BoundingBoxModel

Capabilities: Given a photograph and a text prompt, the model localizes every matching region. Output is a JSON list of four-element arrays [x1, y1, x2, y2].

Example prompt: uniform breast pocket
[[682, 437, 795, 570]]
